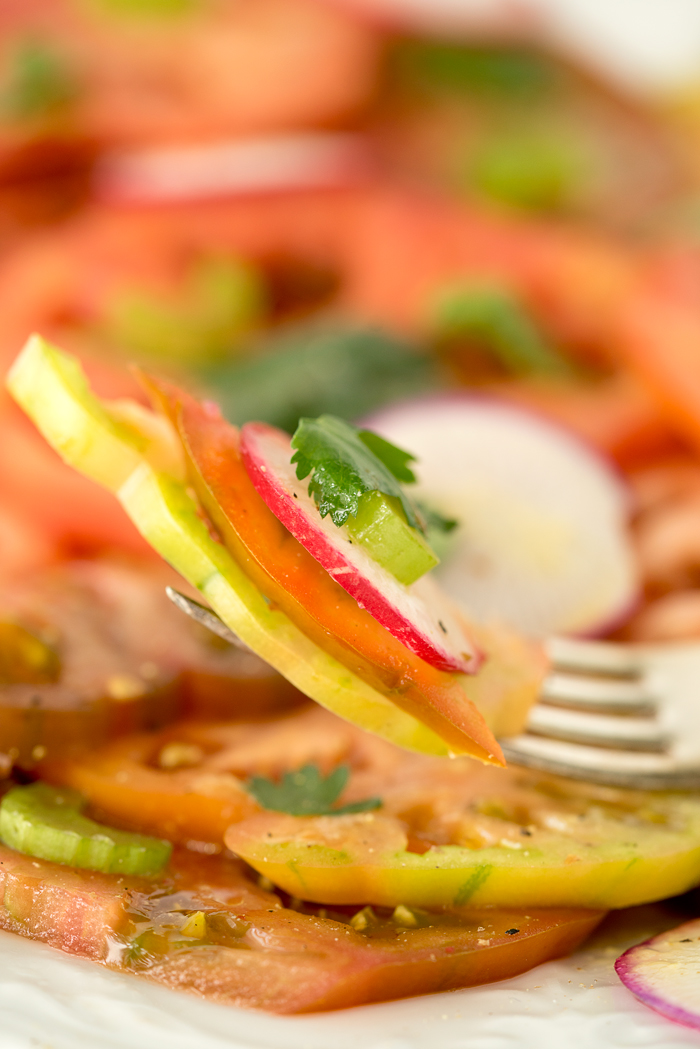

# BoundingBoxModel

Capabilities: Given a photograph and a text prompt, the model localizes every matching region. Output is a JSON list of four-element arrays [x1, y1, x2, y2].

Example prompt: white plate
[[1, 904, 699, 1049]]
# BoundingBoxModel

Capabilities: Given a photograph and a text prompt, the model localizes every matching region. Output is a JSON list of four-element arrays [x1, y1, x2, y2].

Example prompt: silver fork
[[500, 635, 700, 790], [166, 588, 700, 790]]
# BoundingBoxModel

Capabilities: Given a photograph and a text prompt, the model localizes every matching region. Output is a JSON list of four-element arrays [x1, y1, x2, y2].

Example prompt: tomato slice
[[39, 705, 359, 844], [44, 704, 700, 913], [0, 557, 303, 773], [213, 711, 700, 912], [0, 838, 602, 1013], [154, 379, 542, 759]]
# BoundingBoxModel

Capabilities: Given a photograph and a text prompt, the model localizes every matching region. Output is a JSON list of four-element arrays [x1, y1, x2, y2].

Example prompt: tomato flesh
[[43, 705, 700, 913], [0, 839, 602, 1013]]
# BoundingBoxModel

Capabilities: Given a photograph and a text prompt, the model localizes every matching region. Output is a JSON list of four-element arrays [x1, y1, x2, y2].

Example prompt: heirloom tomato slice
[[0, 840, 602, 1013], [222, 709, 700, 911]]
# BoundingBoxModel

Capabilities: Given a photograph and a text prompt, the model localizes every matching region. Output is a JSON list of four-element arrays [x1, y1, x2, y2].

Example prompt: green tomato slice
[[6, 336, 450, 756], [225, 770, 700, 911]]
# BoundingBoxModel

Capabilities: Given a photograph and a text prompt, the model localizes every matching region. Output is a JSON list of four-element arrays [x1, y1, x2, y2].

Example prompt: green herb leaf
[[389, 40, 553, 97], [357, 430, 416, 484], [416, 501, 458, 535], [291, 415, 420, 529], [201, 323, 443, 436], [247, 764, 381, 817], [433, 284, 573, 378]]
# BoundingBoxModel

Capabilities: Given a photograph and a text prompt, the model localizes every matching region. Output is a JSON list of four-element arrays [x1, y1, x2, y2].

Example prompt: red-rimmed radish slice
[[96, 133, 371, 205], [616, 918, 700, 1030], [240, 421, 481, 674], [362, 396, 639, 639]]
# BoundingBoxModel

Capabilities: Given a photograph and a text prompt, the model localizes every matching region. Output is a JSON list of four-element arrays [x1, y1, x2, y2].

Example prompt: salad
[[2, 0, 700, 1035]]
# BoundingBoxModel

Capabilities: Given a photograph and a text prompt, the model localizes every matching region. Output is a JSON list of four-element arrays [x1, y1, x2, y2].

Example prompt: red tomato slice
[[154, 379, 542, 760], [0, 839, 603, 1013], [40, 705, 366, 845], [493, 373, 678, 469], [612, 289, 700, 460], [0, 559, 304, 773]]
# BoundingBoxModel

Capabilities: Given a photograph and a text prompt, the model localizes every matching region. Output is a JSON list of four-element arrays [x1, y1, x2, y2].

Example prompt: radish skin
[[240, 421, 481, 674], [616, 917, 700, 1030]]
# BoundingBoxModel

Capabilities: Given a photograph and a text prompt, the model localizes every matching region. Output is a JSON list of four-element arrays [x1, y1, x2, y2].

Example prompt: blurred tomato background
[[4, 0, 700, 645]]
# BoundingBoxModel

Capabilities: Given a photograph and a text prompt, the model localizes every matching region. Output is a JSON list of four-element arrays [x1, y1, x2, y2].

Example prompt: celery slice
[[0, 783, 170, 875], [347, 491, 439, 586]]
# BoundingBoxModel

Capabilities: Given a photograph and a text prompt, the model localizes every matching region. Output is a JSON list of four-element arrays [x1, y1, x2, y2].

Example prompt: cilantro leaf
[[416, 501, 458, 535], [433, 284, 573, 378], [201, 323, 443, 436], [291, 414, 420, 529], [247, 764, 381, 817], [357, 430, 416, 484]]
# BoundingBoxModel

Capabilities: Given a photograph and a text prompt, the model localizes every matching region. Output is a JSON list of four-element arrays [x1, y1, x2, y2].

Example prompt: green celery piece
[[433, 284, 573, 378], [6, 337, 450, 757], [85, 0, 198, 18], [3, 39, 80, 121], [291, 415, 420, 529], [388, 40, 553, 97], [471, 129, 584, 213], [105, 256, 266, 365], [347, 491, 439, 586], [247, 763, 381, 817], [0, 783, 171, 875], [201, 323, 442, 435]]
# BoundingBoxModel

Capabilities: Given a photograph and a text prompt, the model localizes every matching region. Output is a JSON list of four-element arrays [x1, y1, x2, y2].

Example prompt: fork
[[166, 587, 700, 790], [499, 635, 700, 790]]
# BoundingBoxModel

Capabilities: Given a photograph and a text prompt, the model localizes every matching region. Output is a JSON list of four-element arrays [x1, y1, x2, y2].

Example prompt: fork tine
[[541, 672, 657, 714], [500, 736, 700, 790], [165, 587, 252, 651], [526, 705, 668, 751], [546, 636, 642, 678]]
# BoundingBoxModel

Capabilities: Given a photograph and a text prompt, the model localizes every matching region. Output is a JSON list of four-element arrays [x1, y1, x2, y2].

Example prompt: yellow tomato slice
[[44, 702, 700, 912], [220, 707, 700, 910]]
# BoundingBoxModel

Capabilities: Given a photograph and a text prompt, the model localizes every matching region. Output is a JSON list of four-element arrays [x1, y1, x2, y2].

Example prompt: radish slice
[[362, 396, 639, 639], [96, 133, 371, 205], [240, 421, 481, 674], [616, 918, 700, 1030]]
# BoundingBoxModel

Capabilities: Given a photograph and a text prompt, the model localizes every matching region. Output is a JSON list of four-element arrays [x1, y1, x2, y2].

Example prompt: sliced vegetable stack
[[6, 334, 545, 763], [240, 415, 478, 671]]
